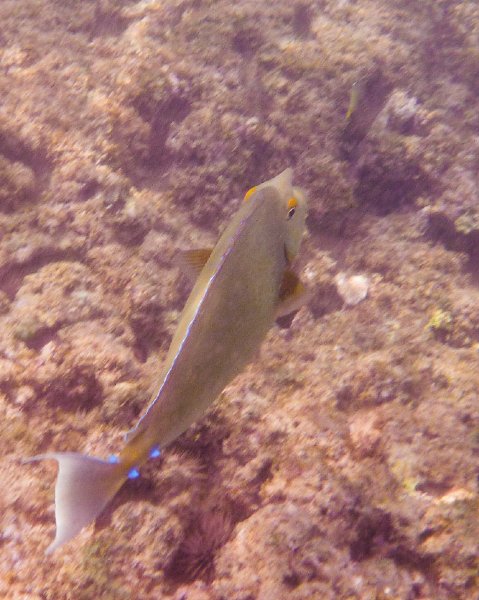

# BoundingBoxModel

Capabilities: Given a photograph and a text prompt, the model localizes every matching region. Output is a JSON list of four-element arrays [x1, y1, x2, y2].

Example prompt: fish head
[[285, 183, 307, 261], [244, 168, 307, 262]]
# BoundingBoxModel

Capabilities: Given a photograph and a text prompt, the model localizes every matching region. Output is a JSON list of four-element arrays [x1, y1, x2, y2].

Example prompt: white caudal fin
[[26, 452, 126, 554]]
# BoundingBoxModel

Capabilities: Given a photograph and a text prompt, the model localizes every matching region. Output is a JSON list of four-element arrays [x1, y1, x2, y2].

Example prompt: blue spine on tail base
[[149, 446, 161, 459], [127, 467, 140, 479]]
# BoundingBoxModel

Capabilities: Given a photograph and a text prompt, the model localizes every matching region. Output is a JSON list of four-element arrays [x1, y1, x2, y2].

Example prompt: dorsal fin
[[175, 248, 213, 282]]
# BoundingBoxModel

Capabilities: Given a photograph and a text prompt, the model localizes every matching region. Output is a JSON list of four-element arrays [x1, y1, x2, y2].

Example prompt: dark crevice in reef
[[427, 211, 479, 283], [231, 25, 264, 56], [78, 177, 101, 201], [133, 94, 192, 170], [308, 281, 343, 319], [163, 421, 267, 585], [0, 250, 84, 300], [291, 3, 314, 39], [349, 507, 396, 562], [0, 124, 52, 213], [19, 360, 103, 412], [30, 362, 103, 412], [132, 339, 150, 364], [0, 127, 52, 189], [85, 4, 132, 39], [348, 506, 438, 588], [354, 156, 432, 217], [129, 303, 171, 362], [165, 496, 249, 585], [16, 325, 61, 352]]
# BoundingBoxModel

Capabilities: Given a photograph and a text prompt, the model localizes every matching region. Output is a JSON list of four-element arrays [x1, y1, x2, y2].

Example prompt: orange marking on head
[[288, 197, 298, 209], [244, 186, 257, 202]]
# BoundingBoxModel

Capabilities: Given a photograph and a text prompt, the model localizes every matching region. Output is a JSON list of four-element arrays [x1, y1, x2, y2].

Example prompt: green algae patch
[[426, 308, 453, 336]]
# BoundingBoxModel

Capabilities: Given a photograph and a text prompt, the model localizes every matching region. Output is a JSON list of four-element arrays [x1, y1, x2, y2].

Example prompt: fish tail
[[26, 452, 127, 554]]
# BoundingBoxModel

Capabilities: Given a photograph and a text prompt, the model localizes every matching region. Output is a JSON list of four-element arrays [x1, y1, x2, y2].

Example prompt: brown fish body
[[124, 188, 287, 456], [28, 168, 307, 553]]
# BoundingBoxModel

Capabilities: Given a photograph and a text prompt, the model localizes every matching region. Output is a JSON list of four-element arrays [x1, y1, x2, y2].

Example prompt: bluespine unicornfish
[[27, 168, 308, 553]]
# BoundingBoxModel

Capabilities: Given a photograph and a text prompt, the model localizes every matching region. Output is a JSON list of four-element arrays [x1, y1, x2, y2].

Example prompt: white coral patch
[[334, 272, 369, 306]]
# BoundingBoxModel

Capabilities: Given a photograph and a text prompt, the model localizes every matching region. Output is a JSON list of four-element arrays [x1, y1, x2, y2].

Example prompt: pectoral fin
[[175, 248, 213, 282], [276, 269, 310, 319]]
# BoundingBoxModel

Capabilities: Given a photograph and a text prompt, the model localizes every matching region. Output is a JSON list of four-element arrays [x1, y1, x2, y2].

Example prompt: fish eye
[[287, 196, 298, 219]]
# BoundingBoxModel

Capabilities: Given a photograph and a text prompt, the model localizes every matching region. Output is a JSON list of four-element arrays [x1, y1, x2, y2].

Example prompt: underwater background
[[1, 0, 479, 598]]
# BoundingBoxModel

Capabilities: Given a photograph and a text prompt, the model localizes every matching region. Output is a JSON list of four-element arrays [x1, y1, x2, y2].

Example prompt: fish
[[340, 67, 393, 162], [345, 78, 363, 122], [27, 168, 308, 554]]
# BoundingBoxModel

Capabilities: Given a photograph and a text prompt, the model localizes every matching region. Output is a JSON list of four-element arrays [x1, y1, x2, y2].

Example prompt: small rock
[[349, 411, 381, 457], [386, 90, 422, 135], [13, 385, 36, 406], [436, 488, 474, 506], [334, 272, 369, 306]]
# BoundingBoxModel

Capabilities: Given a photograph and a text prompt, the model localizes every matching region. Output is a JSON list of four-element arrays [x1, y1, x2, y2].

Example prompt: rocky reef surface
[[1, 1, 479, 598]]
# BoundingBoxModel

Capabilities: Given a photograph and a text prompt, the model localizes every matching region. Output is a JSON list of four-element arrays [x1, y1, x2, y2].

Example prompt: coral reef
[[1, 0, 479, 598]]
